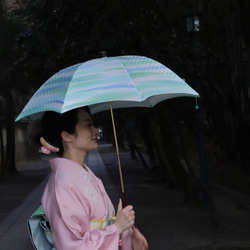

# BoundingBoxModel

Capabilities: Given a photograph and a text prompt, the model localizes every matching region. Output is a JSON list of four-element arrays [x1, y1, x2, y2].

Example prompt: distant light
[[184, 9, 201, 33]]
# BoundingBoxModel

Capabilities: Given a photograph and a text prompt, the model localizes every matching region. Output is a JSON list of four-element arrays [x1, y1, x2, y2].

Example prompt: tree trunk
[[2, 90, 17, 178], [157, 106, 202, 207], [116, 112, 148, 169], [146, 113, 176, 187], [5, 116, 17, 175], [0, 121, 4, 178], [136, 116, 157, 168]]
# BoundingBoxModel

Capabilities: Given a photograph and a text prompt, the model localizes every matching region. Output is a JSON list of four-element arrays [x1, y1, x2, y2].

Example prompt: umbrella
[[15, 55, 199, 205]]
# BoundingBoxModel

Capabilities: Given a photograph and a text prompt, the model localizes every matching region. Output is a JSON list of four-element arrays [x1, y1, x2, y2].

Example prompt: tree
[[11, 0, 250, 202], [0, 0, 26, 179], [178, 0, 250, 192]]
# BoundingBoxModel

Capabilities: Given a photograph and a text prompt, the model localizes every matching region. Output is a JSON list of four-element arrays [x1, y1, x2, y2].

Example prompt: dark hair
[[41, 107, 90, 156]]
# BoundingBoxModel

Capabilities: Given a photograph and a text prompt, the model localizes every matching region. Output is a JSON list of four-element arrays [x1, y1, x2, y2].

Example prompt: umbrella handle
[[109, 102, 129, 208], [109, 102, 125, 193], [121, 191, 129, 208]]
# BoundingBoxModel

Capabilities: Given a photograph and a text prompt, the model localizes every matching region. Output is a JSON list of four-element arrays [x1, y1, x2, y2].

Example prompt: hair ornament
[[40, 137, 59, 154]]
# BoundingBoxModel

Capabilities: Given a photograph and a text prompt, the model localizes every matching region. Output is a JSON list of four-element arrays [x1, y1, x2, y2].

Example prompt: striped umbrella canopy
[[15, 55, 199, 202], [15, 55, 199, 121]]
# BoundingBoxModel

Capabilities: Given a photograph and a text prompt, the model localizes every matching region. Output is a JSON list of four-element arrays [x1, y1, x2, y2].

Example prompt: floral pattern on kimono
[[42, 158, 132, 250]]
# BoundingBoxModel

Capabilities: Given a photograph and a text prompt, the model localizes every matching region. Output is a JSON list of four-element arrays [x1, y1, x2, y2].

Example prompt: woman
[[40, 107, 148, 249]]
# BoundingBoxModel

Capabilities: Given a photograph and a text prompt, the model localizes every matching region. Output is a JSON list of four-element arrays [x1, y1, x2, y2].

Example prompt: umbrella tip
[[100, 51, 107, 58], [195, 97, 199, 110]]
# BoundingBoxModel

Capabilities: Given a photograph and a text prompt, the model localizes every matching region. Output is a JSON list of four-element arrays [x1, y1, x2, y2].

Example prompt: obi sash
[[28, 205, 116, 250]]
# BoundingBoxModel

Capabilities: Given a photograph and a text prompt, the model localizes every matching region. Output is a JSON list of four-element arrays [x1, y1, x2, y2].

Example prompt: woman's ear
[[61, 131, 72, 142]]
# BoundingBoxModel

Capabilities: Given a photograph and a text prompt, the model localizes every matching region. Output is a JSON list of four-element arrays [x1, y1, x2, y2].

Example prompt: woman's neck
[[62, 150, 87, 169]]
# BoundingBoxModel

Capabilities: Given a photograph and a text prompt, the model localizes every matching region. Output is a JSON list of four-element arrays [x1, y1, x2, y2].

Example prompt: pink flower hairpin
[[40, 137, 59, 154]]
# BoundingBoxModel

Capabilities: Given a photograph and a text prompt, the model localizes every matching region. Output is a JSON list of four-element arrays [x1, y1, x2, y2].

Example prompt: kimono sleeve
[[46, 182, 120, 250]]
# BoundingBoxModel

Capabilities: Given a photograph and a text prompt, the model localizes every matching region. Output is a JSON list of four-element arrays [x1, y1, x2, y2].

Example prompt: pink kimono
[[41, 158, 132, 249]]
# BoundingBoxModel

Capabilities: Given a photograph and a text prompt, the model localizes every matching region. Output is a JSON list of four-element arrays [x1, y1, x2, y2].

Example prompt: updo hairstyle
[[41, 107, 90, 156]]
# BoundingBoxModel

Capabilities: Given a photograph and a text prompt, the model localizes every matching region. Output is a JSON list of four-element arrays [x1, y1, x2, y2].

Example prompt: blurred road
[[0, 143, 250, 249]]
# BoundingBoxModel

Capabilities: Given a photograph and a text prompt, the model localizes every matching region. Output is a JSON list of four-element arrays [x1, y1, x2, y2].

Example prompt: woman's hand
[[114, 199, 135, 234], [132, 227, 148, 250]]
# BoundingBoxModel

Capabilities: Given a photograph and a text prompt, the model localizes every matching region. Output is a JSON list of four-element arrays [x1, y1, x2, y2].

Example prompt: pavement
[[0, 142, 250, 249]]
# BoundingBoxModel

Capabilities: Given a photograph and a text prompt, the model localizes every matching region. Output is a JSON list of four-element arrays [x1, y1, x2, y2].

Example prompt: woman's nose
[[93, 126, 99, 134]]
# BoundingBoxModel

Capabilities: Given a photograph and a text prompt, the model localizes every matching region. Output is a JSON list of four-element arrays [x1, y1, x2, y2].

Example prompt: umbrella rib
[[115, 58, 142, 100], [60, 64, 83, 112]]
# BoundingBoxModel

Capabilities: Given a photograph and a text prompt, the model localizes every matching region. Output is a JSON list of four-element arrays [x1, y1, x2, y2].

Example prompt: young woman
[[40, 107, 148, 249]]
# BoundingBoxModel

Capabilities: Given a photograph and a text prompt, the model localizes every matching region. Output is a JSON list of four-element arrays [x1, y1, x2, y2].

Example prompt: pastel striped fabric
[[15, 55, 199, 121]]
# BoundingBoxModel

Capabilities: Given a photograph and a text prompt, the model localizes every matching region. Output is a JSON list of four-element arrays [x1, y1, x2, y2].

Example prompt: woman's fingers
[[132, 227, 149, 250], [123, 205, 135, 222], [115, 203, 135, 234], [117, 199, 123, 212]]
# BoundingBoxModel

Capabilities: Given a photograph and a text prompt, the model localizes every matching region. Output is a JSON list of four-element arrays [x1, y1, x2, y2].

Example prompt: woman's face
[[71, 109, 99, 152]]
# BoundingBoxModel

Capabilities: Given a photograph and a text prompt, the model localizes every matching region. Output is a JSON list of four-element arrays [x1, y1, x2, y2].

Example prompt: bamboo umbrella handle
[[109, 102, 128, 207]]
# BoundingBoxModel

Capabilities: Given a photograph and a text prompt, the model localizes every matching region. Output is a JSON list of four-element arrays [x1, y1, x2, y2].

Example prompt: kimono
[[41, 158, 132, 250]]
